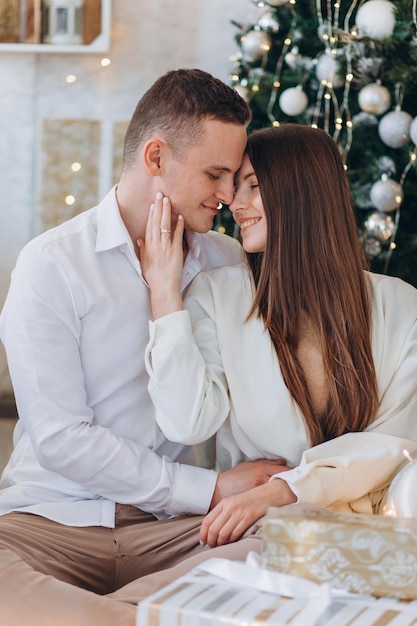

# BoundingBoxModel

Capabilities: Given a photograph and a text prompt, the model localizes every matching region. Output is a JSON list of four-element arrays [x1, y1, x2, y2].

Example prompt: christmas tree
[[214, 0, 417, 287]]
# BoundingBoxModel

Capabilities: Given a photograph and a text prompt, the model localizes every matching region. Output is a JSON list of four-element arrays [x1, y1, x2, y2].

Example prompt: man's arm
[[1, 242, 282, 517]]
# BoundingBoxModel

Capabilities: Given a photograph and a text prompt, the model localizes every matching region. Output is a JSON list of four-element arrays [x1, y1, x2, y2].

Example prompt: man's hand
[[209, 458, 289, 509], [202, 475, 297, 547]]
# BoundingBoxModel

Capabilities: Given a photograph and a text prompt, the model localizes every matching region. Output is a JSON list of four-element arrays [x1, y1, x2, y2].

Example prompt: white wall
[[0, 0, 257, 396]]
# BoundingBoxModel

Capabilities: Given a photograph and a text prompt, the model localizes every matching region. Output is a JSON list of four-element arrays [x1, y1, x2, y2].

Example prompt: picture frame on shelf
[[0, 0, 111, 52]]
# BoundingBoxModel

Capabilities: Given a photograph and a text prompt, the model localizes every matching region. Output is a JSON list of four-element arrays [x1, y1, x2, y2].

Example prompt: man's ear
[[143, 138, 169, 177]]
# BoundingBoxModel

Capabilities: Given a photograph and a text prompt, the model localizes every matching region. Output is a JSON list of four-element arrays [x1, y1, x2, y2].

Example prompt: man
[[0, 69, 284, 625]]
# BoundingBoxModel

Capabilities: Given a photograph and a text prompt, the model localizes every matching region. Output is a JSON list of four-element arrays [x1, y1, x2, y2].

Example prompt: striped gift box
[[137, 568, 417, 625]]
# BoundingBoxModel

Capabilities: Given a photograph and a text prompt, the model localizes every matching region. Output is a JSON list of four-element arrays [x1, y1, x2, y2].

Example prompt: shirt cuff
[[169, 463, 218, 516], [270, 466, 321, 505], [148, 310, 192, 349]]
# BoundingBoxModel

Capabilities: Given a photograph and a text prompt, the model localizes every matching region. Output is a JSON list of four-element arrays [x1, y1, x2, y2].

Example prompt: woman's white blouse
[[145, 265, 417, 514]]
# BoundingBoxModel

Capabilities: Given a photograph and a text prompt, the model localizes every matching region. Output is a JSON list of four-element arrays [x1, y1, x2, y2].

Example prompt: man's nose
[[214, 179, 235, 206]]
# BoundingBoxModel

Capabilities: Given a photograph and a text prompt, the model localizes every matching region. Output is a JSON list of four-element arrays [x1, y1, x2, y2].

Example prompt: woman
[[140, 124, 417, 548]]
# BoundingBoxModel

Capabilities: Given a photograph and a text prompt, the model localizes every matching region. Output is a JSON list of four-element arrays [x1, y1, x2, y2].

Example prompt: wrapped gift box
[[137, 562, 417, 625], [262, 504, 417, 599]]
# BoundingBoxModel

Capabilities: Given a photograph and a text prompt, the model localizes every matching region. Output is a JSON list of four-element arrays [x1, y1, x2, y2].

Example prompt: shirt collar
[[95, 186, 131, 253], [95, 188, 203, 284], [184, 230, 201, 263]]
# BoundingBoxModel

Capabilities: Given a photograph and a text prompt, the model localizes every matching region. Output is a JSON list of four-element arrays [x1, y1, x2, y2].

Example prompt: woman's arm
[[200, 466, 296, 547], [138, 192, 184, 319]]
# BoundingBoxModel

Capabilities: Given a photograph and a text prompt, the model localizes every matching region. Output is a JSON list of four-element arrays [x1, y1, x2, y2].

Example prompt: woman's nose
[[229, 194, 243, 215]]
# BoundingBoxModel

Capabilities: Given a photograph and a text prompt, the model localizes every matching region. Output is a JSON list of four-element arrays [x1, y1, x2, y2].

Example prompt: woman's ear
[[143, 138, 169, 177]]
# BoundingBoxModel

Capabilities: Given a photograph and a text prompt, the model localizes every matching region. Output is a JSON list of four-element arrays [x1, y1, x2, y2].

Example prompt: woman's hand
[[200, 472, 297, 547], [138, 192, 184, 319]]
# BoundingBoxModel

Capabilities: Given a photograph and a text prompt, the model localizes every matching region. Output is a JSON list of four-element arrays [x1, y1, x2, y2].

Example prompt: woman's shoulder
[[368, 271, 417, 305], [186, 263, 253, 307], [368, 271, 417, 335], [194, 262, 251, 286]]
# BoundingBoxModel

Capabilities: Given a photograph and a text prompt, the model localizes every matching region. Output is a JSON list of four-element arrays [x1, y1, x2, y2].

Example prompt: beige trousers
[[0, 504, 262, 626]]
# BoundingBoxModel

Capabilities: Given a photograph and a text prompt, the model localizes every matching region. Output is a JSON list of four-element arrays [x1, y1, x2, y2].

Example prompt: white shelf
[[0, 0, 111, 54]]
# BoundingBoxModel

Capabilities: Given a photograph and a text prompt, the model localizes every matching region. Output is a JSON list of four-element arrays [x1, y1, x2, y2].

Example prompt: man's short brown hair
[[123, 68, 251, 169]]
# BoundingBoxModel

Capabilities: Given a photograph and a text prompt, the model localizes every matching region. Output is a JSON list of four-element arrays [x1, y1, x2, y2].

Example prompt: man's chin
[[184, 221, 214, 234]]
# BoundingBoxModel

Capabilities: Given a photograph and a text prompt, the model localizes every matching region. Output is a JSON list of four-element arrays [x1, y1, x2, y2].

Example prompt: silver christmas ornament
[[257, 10, 280, 32], [279, 86, 308, 116], [356, 0, 396, 41], [358, 83, 391, 116], [363, 236, 382, 258], [284, 46, 301, 69], [240, 30, 271, 62], [378, 110, 413, 148], [377, 156, 396, 175], [370, 176, 403, 212], [363, 211, 395, 241], [266, 0, 289, 5], [410, 116, 417, 145]]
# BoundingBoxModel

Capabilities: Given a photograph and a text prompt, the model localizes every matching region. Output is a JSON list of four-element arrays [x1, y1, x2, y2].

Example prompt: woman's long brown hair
[[245, 124, 379, 447]]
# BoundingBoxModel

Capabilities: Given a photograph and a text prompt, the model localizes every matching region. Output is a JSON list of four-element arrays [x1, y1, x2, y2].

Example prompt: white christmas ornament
[[356, 0, 396, 41], [410, 116, 417, 145], [378, 109, 412, 148], [279, 87, 308, 116], [370, 176, 403, 212], [315, 53, 344, 89], [358, 83, 391, 115], [240, 30, 271, 62]]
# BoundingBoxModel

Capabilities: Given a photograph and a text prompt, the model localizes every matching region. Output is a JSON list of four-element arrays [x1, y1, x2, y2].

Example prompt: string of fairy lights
[[228, 0, 417, 273]]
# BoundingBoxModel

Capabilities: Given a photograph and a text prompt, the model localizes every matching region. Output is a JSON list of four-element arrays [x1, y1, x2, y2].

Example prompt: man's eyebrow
[[209, 165, 233, 172]]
